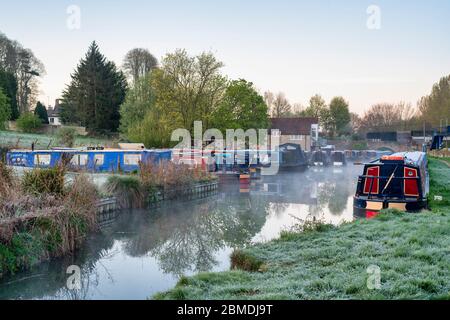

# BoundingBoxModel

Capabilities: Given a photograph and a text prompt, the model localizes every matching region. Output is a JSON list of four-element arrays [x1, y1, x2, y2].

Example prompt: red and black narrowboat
[[353, 152, 429, 218]]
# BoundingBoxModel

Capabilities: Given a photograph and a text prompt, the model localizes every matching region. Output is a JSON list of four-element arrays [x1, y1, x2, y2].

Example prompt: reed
[[0, 163, 98, 277]]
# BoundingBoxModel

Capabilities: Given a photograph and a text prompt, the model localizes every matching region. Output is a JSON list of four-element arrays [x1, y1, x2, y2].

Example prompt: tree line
[[264, 74, 450, 139], [2, 29, 449, 144], [60, 44, 269, 146], [264, 92, 351, 137], [0, 31, 48, 131]]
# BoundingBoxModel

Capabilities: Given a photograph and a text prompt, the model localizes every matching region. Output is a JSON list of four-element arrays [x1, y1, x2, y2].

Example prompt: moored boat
[[353, 152, 429, 218], [6, 148, 172, 173]]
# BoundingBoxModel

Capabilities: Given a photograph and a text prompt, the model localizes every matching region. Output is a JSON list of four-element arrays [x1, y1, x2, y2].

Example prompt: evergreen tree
[[61, 42, 127, 134], [0, 69, 19, 120], [0, 88, 11, 130], [34, 101, 49, 124]]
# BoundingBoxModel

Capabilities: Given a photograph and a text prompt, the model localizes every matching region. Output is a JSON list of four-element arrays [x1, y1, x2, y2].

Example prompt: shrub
[[16, 112, 42, 133], [56, 127, 77, 147], [230, 250, 265, 272], [0, 160, 13, 189], [104, 175, 145, 208], [0, 172, 98, 275], [22, 166, 65, 196], [351, 141, 368, 150]]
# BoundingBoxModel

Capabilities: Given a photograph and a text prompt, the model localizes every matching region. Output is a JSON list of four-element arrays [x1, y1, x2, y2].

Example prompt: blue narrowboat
[[6, 148, 172, 173], [353, 152, 429, 218]]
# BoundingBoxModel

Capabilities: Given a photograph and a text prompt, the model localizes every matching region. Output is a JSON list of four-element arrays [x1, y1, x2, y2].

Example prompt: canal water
[[0, 165, 360, 300]]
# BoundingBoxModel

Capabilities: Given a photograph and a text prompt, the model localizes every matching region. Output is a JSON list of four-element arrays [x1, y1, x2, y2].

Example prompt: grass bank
[[155, 159, 450, 300], [0, 130, 115, 150], [0, 162, 99, 278]]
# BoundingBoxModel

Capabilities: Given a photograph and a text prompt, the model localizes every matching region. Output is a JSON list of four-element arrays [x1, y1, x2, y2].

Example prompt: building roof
[[270, 117, 318, 135], [47, 99, 61, 117]]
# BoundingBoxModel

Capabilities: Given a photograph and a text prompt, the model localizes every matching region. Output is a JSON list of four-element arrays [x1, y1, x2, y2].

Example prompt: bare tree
[[265, 91, 291, 118], [291, 103, 305, 116], [123, 48, 158, 84], [0, 32, 45, 113], [359, 102, 418, 133]]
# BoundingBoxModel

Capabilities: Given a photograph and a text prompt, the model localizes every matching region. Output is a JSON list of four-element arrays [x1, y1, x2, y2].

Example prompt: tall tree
[[34, 101, 49, 124], [0, 88, 11, 130], [0, 69, 18, 120], [304, 94, 327, 120], [123, 48, 158, 84], [329, 96, 351, 136], [418, 75, 450, 127], [0, 32, 45, 113], [152, 49, 227, 131], [302, 94, 331, 133], [212, 79, 269, 132], [61, 42, 128, 133], [119, 72, 173, 147]]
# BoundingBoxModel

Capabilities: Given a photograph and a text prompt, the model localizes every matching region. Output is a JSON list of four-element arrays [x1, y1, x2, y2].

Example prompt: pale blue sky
[[1, 0, 449, 114]]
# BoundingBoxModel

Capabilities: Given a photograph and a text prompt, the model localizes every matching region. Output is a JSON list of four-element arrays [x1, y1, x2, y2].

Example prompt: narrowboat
[[353, 152, 429, 218], [6, 148, 172, 173], [310, 150, 331, 166], [331, 151, 346, 166], [276, 143, 308, 171]]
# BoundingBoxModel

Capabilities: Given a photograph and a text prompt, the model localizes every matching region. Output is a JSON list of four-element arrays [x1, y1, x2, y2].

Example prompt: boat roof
[[369, 151, 426, 166], [9, 148, 171, 153]]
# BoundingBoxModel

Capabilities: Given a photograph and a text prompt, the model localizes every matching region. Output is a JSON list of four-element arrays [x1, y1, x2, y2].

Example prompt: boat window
[[34, 154, 51, 166], [124, 154, 142, 165], [71, 154, 88, 166], [94, 154, 104, 165]]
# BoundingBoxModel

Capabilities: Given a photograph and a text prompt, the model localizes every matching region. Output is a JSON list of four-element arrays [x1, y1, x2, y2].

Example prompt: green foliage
[[418, 75, 450, 127], [352, 141, 368, 150], [0, 88, 10, 130], [104, 175, 145, 209], [61, 41, 127, 134], [16, 112, 42, 133], [0, 69, 18, 120], [230, 250, 265, 272], [0, 32, 45, 115], [0, 232, 44, 275], [0, 172, 98, 277], [154, 49, 227, 131], [34, 101, 48, 124], [119, 72, 173, 147], [120, 50, 271, 147], [211, 79, 269, 133], [302, 95, 351, 137], [329, 96, 351, 136], [303, 94, 327, 120], [56, 127, 77, 147], [22, 167, 65, 196]]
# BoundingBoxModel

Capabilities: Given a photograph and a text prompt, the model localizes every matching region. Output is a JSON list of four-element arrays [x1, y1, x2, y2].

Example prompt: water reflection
[[0, 166, 359, 300]]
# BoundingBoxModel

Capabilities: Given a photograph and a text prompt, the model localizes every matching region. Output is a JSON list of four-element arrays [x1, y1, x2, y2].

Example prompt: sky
[[1, 0, 449, 115]]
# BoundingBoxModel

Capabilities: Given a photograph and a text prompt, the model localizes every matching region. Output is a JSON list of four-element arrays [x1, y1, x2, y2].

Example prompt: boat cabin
[[6, 148, 172, 173]]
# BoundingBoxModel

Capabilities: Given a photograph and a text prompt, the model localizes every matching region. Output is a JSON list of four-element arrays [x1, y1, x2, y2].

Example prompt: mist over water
[[0, 166, 360, 300]]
